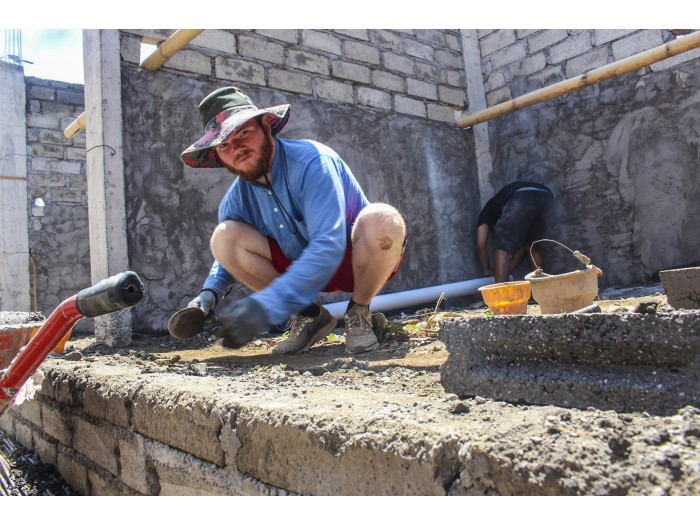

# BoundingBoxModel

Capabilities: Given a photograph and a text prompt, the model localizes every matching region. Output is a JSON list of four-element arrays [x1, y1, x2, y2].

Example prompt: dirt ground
[[4, 284, 700, 495]]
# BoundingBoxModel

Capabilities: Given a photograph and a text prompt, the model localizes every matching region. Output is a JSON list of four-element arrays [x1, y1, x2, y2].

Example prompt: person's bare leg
[[210, 220, 278, 292], [494, 248, 511, 283], [350, 203, 406, 304]]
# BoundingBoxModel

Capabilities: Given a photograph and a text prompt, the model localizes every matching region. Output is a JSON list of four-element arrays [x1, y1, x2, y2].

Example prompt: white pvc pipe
[[324, 276, 495, 319]]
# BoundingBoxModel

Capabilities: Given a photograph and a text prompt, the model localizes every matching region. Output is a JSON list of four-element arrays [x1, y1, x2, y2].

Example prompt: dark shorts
[[268, 236, 405, 293], [493, 190, 553, 254]]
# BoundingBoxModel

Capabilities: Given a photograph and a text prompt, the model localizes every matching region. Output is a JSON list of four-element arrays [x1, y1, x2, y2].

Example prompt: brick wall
[[121, 29, 467, 123], [24, 77, 92, 331]]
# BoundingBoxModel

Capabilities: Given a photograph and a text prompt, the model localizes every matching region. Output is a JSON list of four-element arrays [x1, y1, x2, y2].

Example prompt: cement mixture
[[2, 284, 700, 495]]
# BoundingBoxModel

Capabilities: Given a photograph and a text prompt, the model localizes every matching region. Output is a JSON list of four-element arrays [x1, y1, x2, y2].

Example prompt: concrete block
[[484, 69, 507, 92], [331, 61, 371, 84], [39, 101, 76, 117], [427, 103, 457, 123], [650, 46, 700, 72], [119, 433, 158, 494], [446, 70, 463, 88], [0, 414, 14, 434], [82, 377, 132, 429], [301, 30, 342, 56], [383, 52, 415, 75], [407, 78, 437, 100], [435, 49, 463, 69], [315, 79, 354, 104], [37, 129, 68, 145], [14, 419, 33, 449], [30, 142, 64, 159], [372, 70, 405, 92], [255, 29, 299, 45], [26, 114, 60, 130], [565, 47, 610, 77], [57, 452, 89, 495], [344, 41, 380, 65], [415, 62, 444, 83], [334, 29, 369, 41], [549, 32, 594, 64], [660, 267, 700, 309], [486, 85, 512, 106], [29, 85, 56, 101], [516, 29, 539, 39], [88, 469, 137, 495], [239, 35, 285, 64], [438, 85, 466, 106], [65, 146, 86, 161], [51, 159, 82, 175], [508, 52, 547, 79], [15, 396, 41, 426], [611, 30, 665, 61], [357, 87, 392, 110], [594, 29, 635, 46], [445, 33, 461, 52], [190, 29, 236, 54], [394, 95, 426, 118], [33, 431, 58, 465], [119, 32, 141, 64], [415, 29, 446, 47], [404, 39, 434, 61], [440, 312, 700, 415], [488, 41, 527, 70], [268, 69, 313, 95], [528, 29, 569, 53], [56, 90, 84, 106], [371, 30, 403, 52], [287, 50, 331, 75], [480, 29, 517, 57], [72, 418, 120, 475], [215, 57, 266, 87], [42, 403, 73, 445], [165, 49, 212, 76]]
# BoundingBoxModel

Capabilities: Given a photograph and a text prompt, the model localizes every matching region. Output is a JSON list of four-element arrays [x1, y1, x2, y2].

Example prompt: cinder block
[[527, 29, 569, 53], [268, 69, 313, 95], [651, 46, 700, 72], [660, 267, 700, 309], [407, 78, 438, 100], [344, 41, 380, 65], [394, 95, 426, 118], [301, 30, 342, 56], [72, 418, 120, 475], [29, 85, 56, 101], [438, 85, 466, 107], [565, 47, 610, 78], [88, 469, 138, 495], [446, 70, 463, 88], [488, 41, 527, 70], [415, 29, 446, 47], [480, 29, 517, 57], [372, 70, 405, 92], [190, 29, 236, 54], [427, 103, 457, 123], [435, 49, 463, 69], [594, 29, 634, 46], [120, 433, 158, 494], [26, 114, 60, 130], [445, 33, 461, 52], [486, 85, 512, 106], [287, 50, 330, 75], [239, 35, 285, 64], [331, 61, 371, 84], [316, 79, 354, 104], [549, 32, 593, 64], [33, 431, 58, 465], [30, 143, 64, 159], [42, 403, 73, 445], [39, 101, 75, 117], [404, 39, 434, 61], [14, 397, 42, 426], [14, 419, 33, 449], [508, 52, 547, 78], [164, 49, 212, 76], [416, 62, 444, 83], [383, 52, 415, 75], [255, 29, 299, 45], [51, 160, 82, 175], [357, 87, 391, 110], [611, 30, 664, 61], [371, 30, 403, 52], [215, 57, 266, 87], [57, 452, 89, 495], [56, 90, 84, 106], [334, 29, 369, 42]]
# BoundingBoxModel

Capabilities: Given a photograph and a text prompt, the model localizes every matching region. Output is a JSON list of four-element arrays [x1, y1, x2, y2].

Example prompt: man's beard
[[224, 133, 272, 182]]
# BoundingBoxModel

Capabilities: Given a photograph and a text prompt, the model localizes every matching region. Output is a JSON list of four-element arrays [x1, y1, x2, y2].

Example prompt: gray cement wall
[[23, 77, 92, 333], [117, 30, 478, 332]]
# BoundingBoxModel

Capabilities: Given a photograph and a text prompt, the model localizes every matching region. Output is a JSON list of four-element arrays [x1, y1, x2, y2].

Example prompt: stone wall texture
[[24, 77, 93, 333]]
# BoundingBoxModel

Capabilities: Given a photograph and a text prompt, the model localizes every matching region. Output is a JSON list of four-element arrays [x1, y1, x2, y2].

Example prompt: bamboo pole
[[457, 30, 700, 129], [63, 111, 86, 139], [140, 29, 204, 71]]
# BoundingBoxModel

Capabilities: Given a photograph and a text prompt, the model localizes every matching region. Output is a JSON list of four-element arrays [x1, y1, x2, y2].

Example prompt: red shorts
[[267, 237, 404, 293]]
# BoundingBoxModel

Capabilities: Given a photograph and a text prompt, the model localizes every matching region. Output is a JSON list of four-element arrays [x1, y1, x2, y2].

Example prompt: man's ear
[[260, 114, 273, 134]]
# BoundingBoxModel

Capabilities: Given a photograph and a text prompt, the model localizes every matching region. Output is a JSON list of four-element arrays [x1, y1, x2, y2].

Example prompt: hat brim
[[181, 104, 290, 168]]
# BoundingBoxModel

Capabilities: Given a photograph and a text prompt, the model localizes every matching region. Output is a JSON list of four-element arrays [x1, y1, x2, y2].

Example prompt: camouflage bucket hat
[[180, 86, 291, 169]]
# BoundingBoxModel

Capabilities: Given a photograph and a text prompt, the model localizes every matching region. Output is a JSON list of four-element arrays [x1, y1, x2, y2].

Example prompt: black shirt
[[477, 181, 552, 227]]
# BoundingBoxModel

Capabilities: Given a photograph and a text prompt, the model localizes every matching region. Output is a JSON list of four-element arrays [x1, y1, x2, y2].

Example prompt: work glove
[[168, 289, 218, 340], [216, 296, 270, 349]]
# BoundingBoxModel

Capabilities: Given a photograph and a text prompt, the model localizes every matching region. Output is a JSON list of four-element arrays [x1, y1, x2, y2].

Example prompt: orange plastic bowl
[[478, 281, 531, 315]]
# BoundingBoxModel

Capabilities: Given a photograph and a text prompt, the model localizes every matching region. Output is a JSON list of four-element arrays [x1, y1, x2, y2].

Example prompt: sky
[[11, 29, 84, 84]]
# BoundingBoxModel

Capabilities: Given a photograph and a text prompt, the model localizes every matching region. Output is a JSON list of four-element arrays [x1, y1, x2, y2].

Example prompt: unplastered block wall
[[117, 29, 479, 332], [474, 29, 700, 284], [24, 77, 92, 333]]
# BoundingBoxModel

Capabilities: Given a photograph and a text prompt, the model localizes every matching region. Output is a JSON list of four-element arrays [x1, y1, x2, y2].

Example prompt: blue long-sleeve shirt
[[203, 138, 369, 324]]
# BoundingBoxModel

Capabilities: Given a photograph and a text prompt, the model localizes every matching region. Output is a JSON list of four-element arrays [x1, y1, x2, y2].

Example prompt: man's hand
[[188, 289, 217, 318], [216, 296, 270, 348]]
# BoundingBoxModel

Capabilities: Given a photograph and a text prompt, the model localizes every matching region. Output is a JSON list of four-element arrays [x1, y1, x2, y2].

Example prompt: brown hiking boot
[[272, 306, 337, 355], [344, 303, 379, 355]]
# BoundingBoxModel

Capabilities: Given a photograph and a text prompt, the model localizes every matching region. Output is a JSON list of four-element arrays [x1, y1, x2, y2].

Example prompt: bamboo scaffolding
[[140, 29, 204, 71], [64, 29, 204, 138], [457, 30, 700, 129]]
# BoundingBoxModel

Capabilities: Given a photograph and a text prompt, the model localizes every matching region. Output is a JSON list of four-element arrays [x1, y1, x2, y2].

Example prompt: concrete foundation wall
[[23, 77, 92, 332]]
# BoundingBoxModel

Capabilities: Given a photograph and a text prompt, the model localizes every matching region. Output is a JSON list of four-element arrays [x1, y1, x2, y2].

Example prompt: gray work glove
[[168, 289, 218, 340], [216, 296, 270, 349]]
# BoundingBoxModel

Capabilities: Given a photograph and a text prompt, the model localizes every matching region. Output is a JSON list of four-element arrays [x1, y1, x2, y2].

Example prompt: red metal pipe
[[0, 295, 83, 415]]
